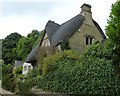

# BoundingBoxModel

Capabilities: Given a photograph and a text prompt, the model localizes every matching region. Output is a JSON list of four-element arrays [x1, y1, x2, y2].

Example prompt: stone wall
[[69, 22, 103, 53]]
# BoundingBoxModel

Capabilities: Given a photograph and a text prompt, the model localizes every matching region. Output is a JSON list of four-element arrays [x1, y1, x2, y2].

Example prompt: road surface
[[0, 80, 15, 95]]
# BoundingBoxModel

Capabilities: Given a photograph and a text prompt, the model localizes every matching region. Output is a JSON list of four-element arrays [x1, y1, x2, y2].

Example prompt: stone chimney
[[80, 3, 94, 25], [81, 3, 91, 13]]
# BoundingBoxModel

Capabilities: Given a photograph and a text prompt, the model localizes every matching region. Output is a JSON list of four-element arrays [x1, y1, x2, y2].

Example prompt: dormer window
[[85, 35, 94, 45]]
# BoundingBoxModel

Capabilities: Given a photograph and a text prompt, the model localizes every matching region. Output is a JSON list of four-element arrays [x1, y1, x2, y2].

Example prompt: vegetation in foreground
[[15, 44, 119, 95]]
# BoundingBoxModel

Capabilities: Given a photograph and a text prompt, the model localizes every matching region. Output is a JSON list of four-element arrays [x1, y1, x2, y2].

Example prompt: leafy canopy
[[2, 32, 22, 64], [16, 30, 40, 61], [106, 1, 120, 73]]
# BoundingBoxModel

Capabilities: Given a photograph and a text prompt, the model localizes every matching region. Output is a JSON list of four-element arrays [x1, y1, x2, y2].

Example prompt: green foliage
[[16, 30, 40, 61], [106, 1, 120, 43], [2, 30, 41, 63], [42, 50, 80, 76], [14, 67, 23, 76], [2, 32, 22, 64], [16, 37, 33, 60], [1, 30, 44, 94], [82, 43, 112, 60], [13, 44, 119, 95], [27, 29, 40, 39], [16, 78, 34, 95], [60, 39, 71, 51], [32, 30, 44, 48], [37, 45, 119, 95], [27, 67, 42, 78], [2, 73, 16, 92], [2, 32, 22, 48], [16, 67, 42, 95], [2, 64, 16, 92], [106, 1, 120, 74], [2, 64, 13, 76]]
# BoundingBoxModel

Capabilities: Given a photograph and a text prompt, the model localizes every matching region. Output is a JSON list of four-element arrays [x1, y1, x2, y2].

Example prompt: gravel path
[[0, 87, 15, 94], [0, 80, 15, 95]]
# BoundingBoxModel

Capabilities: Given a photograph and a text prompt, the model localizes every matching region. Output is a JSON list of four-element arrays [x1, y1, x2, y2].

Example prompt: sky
[[0, 0, 116, 39]]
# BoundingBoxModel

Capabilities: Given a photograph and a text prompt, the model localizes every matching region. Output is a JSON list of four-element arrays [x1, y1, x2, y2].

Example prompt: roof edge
[[93, 19, 106, 39]]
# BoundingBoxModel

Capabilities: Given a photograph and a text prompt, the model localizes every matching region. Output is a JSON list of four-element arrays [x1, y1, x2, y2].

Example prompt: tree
[[106, 1, 120, 75], [32, 30, 44, 48], [16, 37, 34, 60], [27, 29, 40, 39], [2, 32, 22, 64], [16, 30, 40, 61]]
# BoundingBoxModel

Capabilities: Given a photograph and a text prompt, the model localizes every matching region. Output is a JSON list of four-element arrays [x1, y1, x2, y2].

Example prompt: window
[[85, 35, 94, 45], [28, 65, 31, 71], [24, 66, 27, 71], [86, 37, 89, 45]]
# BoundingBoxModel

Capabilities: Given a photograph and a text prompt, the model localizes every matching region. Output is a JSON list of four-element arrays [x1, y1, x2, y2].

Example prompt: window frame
[[85, 35, 94, 45]]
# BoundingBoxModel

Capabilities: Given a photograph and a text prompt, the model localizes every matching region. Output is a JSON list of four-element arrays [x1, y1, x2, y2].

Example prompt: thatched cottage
[[23, 3, 106, 73]]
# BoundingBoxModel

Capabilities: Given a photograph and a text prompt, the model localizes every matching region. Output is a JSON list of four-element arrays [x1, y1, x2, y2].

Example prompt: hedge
[[37, 45, 120, 95]]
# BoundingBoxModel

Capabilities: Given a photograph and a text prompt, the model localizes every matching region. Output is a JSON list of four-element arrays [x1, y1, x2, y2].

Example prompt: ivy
[[106, 1, 120, 75], [60, 39, 71, 51]]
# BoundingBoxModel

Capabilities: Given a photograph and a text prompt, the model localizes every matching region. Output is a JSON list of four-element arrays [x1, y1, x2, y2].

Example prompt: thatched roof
[[45, 20, 61, 41], [25, 31, 46, 63], [26, 44, 39, 63], [92, 20, 106, 39], [51, 14, 84, 46]]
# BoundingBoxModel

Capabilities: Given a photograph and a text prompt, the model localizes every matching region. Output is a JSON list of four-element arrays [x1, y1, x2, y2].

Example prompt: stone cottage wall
[[69, 22, 104, 53]]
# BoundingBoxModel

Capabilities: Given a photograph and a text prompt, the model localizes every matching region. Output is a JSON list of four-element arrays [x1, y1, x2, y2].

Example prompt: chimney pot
[[81, 3, 91, 13]]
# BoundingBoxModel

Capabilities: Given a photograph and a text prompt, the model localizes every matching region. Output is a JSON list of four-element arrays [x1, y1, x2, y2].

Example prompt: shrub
[[15, 44, 119, 95], [2, 64, 16, 92], [26, 67, 42, 80], [42, 50, 80, 76], [37, 45, 120, 95], [13, 66, 23, 76], [106, 1, 120, 75], [16, 78, 35, 95], [81, 43, 112, 60], [16, 67, 41, 95], [2, 73, 16, 92]]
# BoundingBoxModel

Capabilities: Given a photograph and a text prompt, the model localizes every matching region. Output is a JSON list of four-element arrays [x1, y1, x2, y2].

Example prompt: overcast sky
[[0, 0, 116, 39]]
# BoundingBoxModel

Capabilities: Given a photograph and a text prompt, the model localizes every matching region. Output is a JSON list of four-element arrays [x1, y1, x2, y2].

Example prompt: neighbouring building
[[13, 60, 23, 73], [13, 60, 23, 69], [25, 3, 106, 69], [22, 62, 33, 74]]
